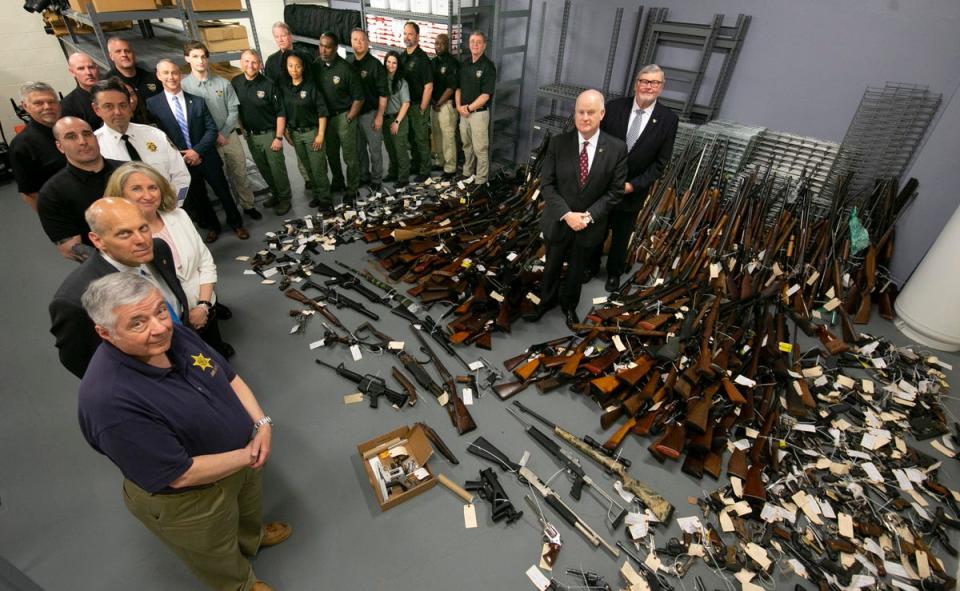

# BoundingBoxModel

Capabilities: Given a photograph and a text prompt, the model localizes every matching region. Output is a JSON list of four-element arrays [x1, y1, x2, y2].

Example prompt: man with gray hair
[[49, 197, 188, 378], [60, 52, 102, 129], [77, 272, 289, 591], [10, 82, 65, 209], [592, 64, 678, 292]]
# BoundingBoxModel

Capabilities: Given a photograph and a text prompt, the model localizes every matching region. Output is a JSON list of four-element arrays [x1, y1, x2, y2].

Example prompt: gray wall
[[512, 0, 960, 280]]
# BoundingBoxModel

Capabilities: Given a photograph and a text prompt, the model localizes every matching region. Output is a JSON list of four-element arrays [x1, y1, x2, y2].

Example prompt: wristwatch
[[274, 136, 282, 141], [197, 300, 213, 309], [253, 416, 273, 430], [583, 212, 594, 225]]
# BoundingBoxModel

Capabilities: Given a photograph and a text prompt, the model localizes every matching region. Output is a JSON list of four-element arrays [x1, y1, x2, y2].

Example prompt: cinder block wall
[[0, 9, 75, 141]]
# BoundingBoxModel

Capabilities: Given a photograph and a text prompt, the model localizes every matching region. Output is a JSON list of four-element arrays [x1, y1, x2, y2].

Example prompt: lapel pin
[[652, 119, 657, 124]]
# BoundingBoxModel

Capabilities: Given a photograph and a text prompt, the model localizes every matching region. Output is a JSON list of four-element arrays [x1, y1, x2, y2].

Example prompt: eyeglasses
[[637, 79, 663, 87]]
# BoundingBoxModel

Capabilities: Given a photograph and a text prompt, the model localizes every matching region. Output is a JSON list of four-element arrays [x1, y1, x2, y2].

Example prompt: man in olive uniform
[[430, 33, 458, 180], [456, 31, 496, 186], [232, 50, 293, 216], [106, 38, 161, 123], [314, 32, 364, 204], [349, 28, 388, 192], [399, 22, 433, 182]]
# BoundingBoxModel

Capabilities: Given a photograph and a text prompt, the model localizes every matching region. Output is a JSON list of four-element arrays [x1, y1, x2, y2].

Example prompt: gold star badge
[[192, 353, 213, 372], [146, 141, 158, 152]]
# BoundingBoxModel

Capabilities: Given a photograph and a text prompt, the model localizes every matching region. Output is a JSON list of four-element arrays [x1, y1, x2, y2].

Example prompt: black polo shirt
[[60, 85, 102, 130], [459, 53, 497, 106], [399, 46, 433, 104], [281, 78, 329, 129], [10, 119, 66, 194], [313, 55, 363, 115], [78, 324, 249, 494], [108, 66, 159, 124], [431, 53, 459, 103], [349, 52, 388, 115], [264, 48, 315, 84], [37, 159, 122, 245], [231, 73, 285, 134]]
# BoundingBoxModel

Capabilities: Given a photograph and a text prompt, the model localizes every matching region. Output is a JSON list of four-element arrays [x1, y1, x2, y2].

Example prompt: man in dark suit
[[532, 89, 628, 327], [147, 59, 248, 243], [593, 64, 679, 292], [50, 198, 190, 378]]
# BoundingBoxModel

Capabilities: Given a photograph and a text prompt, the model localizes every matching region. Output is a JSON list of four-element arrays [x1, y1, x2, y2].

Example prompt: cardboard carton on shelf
[[198, 21, 249, 53], [357, 424, 437, 511], [69, 0, 157, 12], [190, 0, 242, 11]]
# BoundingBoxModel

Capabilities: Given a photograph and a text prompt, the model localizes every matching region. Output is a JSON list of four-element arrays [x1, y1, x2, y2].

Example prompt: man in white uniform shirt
[[92, 77, 191, 202]]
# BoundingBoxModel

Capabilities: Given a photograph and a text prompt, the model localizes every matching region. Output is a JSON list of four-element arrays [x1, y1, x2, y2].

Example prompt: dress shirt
[[164, 90, 189, 124], [95, 122, 191, 200], [102, 252, 183, 316], [626, 100, 656, 143], [182, 73, 241, 137], [577, 131, 599, 173]]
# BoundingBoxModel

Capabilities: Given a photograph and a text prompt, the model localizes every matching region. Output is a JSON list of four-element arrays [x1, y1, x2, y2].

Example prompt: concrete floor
[[0, 160, 958, 590]]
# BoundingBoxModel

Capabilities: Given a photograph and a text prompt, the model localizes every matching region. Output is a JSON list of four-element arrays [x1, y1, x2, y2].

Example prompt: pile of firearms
[[492, 142, 959, 589]]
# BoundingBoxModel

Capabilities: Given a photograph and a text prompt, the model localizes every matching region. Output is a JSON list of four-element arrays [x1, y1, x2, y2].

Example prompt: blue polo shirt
[[78, 325, 250, 494]]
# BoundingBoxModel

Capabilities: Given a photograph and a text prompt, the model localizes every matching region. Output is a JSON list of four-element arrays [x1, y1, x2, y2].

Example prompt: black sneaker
[[262, 197, 279, 208], [441, 171, 457, 180], [413, 174, 429, 183], [368, 182, 383, 193], [383, 175, 397, 183], [243, 207, 263, 220]]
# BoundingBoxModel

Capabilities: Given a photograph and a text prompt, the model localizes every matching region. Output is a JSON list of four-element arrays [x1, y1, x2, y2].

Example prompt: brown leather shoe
[[251, 582, 274, 591], [234, 227, 250, 240], [204, 230, 219, 243], [261, 521, 292, 548]]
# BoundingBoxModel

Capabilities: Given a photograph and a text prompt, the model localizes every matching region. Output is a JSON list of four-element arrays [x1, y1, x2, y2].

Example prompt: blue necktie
[[171, 95, 192, 149], [140, 268, 181, 325]]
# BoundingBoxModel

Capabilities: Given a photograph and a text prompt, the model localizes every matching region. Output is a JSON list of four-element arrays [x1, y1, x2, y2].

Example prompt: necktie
[[578, 140, 589, 188], [139, 268, 181, 325], [171, 96, 192, 149], [625, 108, 644, 151], [121, 134, 142, 161]]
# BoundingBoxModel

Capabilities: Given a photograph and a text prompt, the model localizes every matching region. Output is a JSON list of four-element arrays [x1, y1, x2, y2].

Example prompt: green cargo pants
[[123, 467, 264, 591], [246, 130, 292, 209], [383, 113, 411, 181], [289, 126, 332, 206], [324, 112, 359, 195]]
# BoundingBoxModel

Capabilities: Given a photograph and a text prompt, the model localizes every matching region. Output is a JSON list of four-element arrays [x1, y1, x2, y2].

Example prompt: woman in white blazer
[[106, 161, 235, 358]]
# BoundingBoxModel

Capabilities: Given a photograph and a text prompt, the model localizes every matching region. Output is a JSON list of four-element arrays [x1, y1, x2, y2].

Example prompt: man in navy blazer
[[50, 198, 190, 378], [594, 64, 679, 292], [532, 89, 627, 327], [147, 59, 248, 242]]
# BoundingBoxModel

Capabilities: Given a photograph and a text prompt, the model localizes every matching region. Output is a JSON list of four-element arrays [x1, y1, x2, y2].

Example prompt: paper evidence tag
[[462, 388, 474, 405], [464, 503, 478, 529], [350, 344, 363, 361], [526, 565, 551, 591], [343, 392, 364, 404]]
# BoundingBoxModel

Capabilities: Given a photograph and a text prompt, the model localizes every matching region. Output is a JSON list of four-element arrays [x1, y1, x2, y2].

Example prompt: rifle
[[510, 405, 673, 523], [414, 421, 459, 464], [312, 261, 386, 306], [391, 367, 418, 406], [301, 279, 379, 321], [466, 436, 620, 557], [412, 325, 477, 434], [314, 359, 408, 408], [507, 408, 629, 527], [284, 288, 351, 333], [335, 260, 422, 323], [513, 401, 631, 469]]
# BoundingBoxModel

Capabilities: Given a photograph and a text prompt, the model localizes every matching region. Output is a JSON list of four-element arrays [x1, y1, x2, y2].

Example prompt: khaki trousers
[[431, 102, 457, 174], [217, 132, 256, 210], [459, 110, 490, 183], [122, 467, 263, 591]]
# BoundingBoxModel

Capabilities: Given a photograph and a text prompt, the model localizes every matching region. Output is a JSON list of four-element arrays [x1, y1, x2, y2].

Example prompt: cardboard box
[[357, 424, 436, 511], [210, 61, 242, 81], [190, 0, 242, 11], [199, 22, 248, 53], [70, 0, 157, 12]]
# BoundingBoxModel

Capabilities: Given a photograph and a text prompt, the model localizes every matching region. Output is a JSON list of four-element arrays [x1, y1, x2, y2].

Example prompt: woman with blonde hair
[[105, 161, 235, 358]]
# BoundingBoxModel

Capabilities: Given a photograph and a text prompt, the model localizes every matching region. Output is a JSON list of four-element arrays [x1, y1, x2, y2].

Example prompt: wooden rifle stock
[[697, 297, 721, 377], [727, 449, 748, 480], [582, 346, 621, 375], [392, 367, 418, 406], [815, 325, 850, 356], [513, 355, 542, 381], [559, 332, 596, 377], [616, 355, 654, 386], [589, 374, 620, 400], [652, 422, 685, 460], [685, 384, 717, 435], [721, 377, 747, 405], [602, 417, 637, 452]]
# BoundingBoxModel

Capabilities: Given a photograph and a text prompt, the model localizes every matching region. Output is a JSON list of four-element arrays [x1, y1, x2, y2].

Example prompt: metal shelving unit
[[58, 0, 261, 68], [635, 7, 750, 123], [526, 2, 639, 156]]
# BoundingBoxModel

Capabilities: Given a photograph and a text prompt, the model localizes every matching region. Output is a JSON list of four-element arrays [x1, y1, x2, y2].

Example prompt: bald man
[[38, 117, 123, 262], [49, 197, 189, 378], [61, 52, 103, 129], [529, 90, 627, 327]]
